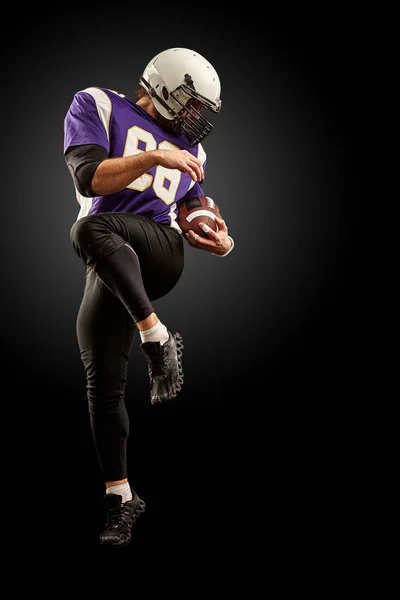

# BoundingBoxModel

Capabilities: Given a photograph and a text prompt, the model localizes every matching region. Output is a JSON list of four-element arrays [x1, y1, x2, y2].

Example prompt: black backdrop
[[1, 8, 366, 586]]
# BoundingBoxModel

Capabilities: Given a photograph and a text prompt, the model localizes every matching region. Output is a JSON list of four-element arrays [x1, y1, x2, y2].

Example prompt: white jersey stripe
[[81, 86, 112, 142], [197, 142, 206, 165], [76, 192, 93, 220]]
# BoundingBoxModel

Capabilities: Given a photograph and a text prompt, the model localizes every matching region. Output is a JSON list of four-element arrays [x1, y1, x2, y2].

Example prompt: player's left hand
[[186, 216, 233, 256]]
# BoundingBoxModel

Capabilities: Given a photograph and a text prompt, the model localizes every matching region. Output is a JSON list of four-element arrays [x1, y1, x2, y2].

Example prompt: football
[[177, 196, 220, 237]]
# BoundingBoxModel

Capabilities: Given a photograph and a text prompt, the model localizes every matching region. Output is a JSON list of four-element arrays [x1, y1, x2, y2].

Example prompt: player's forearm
[[91, 151, 160, 195]]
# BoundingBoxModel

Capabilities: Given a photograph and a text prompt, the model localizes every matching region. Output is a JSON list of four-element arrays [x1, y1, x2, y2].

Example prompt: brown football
[[177, 196, 220, 237]]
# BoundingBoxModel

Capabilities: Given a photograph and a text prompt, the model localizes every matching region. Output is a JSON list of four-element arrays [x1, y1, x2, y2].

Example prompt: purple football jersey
[[63, 87, 207, 231]]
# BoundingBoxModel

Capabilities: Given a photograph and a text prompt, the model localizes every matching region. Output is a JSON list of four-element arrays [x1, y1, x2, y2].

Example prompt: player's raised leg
[[70, 211, 185, 403]]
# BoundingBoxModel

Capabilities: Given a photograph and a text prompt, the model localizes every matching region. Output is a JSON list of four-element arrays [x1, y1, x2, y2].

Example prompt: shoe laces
[[147, 347, 168, 379], [104, 505, 131, 531]]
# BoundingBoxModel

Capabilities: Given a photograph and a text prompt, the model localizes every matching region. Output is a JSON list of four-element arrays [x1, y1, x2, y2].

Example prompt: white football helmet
[[140, 47, 222, 146]]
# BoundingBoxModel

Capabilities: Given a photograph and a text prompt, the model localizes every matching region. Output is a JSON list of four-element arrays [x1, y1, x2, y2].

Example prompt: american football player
[[64, 47, 234, 548]]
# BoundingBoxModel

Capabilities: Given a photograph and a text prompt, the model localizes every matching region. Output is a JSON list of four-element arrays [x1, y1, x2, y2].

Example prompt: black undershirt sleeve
[[65, 144, 109, 197]]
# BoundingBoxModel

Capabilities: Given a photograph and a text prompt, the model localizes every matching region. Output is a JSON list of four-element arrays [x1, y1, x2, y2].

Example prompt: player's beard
[[154, 111, 180, 135]]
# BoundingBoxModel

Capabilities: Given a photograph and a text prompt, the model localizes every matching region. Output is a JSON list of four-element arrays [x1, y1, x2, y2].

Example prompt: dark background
[[2, 7, 366, 584]]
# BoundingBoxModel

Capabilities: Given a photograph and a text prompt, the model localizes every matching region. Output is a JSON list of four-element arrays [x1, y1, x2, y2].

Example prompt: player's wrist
[[212, 236, 234, 257], [146, 149, 162, 167]]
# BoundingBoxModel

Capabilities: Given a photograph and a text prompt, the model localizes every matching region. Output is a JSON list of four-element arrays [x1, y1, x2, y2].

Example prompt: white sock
[[106, 482, 132, 504], [140, 319, 169, 346]]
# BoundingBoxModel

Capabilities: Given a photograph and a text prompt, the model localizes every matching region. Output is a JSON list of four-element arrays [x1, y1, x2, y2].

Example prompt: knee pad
[[70, 216, 124, 265]]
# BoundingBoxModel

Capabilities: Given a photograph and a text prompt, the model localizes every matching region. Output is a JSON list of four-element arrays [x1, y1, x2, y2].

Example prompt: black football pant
[[70, 212, 184, 481]]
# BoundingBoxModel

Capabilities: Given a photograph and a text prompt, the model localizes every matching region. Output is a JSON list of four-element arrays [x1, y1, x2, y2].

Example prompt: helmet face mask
[[140, 48, 221, 146]]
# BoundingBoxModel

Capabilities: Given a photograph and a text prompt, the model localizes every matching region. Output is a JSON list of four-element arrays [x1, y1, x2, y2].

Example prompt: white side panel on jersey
[[81, 87, 112, 142], [198, 142, 206, 166], [76, 189, 93, 220], [187, 143, 207, 192], [170, 222, 182, 233]]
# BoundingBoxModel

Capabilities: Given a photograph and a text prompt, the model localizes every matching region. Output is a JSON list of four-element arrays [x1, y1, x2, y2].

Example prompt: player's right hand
[[154, 149, 204, 182], [186, 216, 233, 256]]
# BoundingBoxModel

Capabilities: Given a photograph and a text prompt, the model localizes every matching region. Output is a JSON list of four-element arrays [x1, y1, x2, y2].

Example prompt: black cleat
[[140, 331, 184, 404], [99, 489, 146, 548]]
